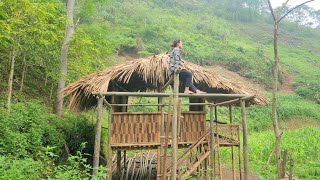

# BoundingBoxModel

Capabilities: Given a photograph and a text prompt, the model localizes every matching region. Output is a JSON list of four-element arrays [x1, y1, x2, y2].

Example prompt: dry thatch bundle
[[63, 54, 268, 111]]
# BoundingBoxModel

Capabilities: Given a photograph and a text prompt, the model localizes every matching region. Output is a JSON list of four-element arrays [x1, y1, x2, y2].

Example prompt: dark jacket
[[169, 47, 184, 74]]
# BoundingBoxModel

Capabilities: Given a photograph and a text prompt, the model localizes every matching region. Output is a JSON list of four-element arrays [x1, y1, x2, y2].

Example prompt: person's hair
[[170, 39, 181, 48]]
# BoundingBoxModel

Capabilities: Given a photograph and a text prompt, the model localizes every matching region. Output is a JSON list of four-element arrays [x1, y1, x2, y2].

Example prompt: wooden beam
[[116, 150, 121, 178], [158, 95, 165, 179], [107, 108, 113, 180], [157, 147, 161, 180], [212, 98, 240, 107], [93, 92, 250, 99], [230, 106, 236, 180], [182, 151, 211, 179], [237, 126, 242, 180], [240, 99, 249, 180], [171, 70, 179, 179], [109, 102, 213, 106], [161, 97, 172, 180], [215, 106, 222, 179], [289, 152, 294, 180], [209, 105, 215, 179], [93, 96, 104, 176]]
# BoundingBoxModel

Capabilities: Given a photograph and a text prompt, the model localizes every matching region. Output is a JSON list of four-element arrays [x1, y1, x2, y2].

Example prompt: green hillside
[[0, 0, 319, 179], [96, 0, 320, 101]]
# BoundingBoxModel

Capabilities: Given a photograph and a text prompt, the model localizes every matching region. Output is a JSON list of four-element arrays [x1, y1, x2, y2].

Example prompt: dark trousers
[[179, 69, 197, 92]]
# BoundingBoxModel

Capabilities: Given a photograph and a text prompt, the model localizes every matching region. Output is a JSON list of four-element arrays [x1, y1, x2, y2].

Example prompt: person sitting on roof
[[169, 39, 207, 94]]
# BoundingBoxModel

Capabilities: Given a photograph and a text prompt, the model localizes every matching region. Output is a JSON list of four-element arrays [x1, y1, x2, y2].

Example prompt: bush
[[0, 102, 64, 158], [58, 112, 96, 157], [0, 156, 41, 180], [48, 143, 107, 180], [0, 100, 104, 179]]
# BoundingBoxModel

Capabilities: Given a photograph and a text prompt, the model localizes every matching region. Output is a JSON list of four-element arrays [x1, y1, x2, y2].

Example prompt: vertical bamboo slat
[[240, 99, 249, 180], [93, 97, 103, 176], [171, 70, 179, 179]]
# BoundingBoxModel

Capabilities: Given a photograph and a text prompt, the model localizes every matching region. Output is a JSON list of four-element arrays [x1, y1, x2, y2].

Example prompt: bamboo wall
[[110, 111, 206, 147]]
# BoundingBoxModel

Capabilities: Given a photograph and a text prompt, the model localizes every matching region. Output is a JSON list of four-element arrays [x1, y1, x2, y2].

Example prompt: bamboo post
[[117, 150, 121, 177], [205, 152, 209, 180], [121, 97, 127, 174], [93, 96, 104, 176], [289, 152, 294, 180], [162, 97, 172, 180], [93, 92, 251, 98], [124, 150, 127, 169], [159, 94, 165, 177], [214, 106, 222, 179], [209, 105, 215, 179], [240, 99, 249, 180], [171, 69, 179, 179], [281, 149, 288, 178], [177, 98, 182, 146], [237, 126, 242, 180], [108, 108, 113, 180], [229, 106, 236, 180], [157, 147, 161, 180], [159, 97, 165, 171]]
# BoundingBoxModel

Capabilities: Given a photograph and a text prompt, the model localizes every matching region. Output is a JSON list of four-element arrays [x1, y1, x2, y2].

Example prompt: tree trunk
[[50, 82, 54, 103], [7, 48, 17, 113], [267, 1, 314, 178], [272, 22, 282, 179], [20, 54, 27, 92], [54, 0, 75, 116]]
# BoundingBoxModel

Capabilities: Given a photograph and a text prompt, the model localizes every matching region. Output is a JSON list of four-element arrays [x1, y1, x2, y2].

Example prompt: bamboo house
[[63, 54, 268, 180]]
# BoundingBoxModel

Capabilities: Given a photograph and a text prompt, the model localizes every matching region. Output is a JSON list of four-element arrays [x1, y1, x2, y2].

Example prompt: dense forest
[[0, 0, 319, 179]]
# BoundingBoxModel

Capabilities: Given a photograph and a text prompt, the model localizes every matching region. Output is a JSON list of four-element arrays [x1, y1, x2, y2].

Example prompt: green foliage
[[0, 101, 64, 158], [0, 156, 41, 180], [205, 93, 320, 132], [0, 144, 107, 180], [0, 100, 106, 179], [99, 0, 320, 102], [248, 127, 320, 179], [48, 143, 107, 180], [219, 127, 320, 179], [0, 1, 319, 179], [0, 99, 97, 158], [57, 112, 95, 155]]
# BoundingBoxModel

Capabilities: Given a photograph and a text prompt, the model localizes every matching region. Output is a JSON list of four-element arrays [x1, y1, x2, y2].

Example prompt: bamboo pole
[[109, 95, 116, 180], [93, 92, 250, 98], [93, 96, 104, 176], [177, 98, 182, 147], [109, 103, 213, 106], [289, 152, 294, 180], [215, 106, 222, 179], [209, 105, 215, 179], [212, 98, 240, 107], [157, 147, 161, 180], [240, 99, 249, 180], [157, 92, 165, 179], [107, 108, 113, 180], [281, 149, 288, 178], [171, 70, 179, 180], [123, 150, 126, 169], [229, 106, 236, 180], [161, 97, 172, 180], [237, 126, 242, 180], [116, 150, 121, 177]]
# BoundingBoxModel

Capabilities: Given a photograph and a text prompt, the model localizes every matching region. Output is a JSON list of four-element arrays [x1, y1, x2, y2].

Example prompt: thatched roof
[[63, 54, 268, 111]]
